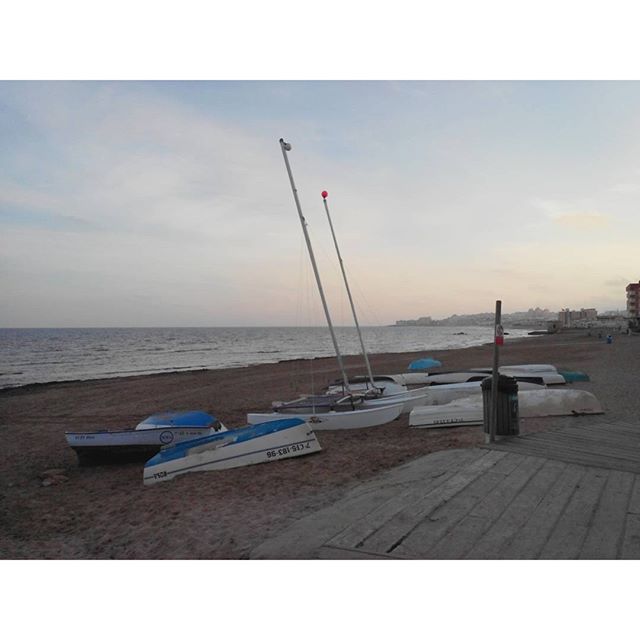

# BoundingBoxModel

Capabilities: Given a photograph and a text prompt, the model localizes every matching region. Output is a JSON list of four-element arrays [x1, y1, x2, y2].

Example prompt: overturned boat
[[389, 369, 566, 386], [409, 389, 604, 429], [143, 417, 322, 485], [65, 410, 224, 466]]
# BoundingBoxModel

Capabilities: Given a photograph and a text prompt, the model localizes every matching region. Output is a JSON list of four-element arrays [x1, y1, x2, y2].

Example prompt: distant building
[[627, 281, 640, 318], [558, 308, 598, 328], [546, 320, 561, 333]]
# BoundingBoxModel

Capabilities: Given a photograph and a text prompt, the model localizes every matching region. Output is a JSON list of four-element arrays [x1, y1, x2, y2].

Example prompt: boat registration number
[[266, 442, 312, 458]]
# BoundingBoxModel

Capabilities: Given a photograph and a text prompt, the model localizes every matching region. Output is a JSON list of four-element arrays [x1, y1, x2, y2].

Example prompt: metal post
[[321, 191, 377, 391], [278, 139, 351, 392], [488, 300, 502, 444]]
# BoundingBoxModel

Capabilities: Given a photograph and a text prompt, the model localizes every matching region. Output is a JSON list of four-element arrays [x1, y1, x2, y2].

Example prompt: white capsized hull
[[419, 380, 544, 406], [470, 364, 558, 374], [143, 419, 321, 485], [390, 371, 565, 386], [409, 389, 604, 428], [247, 402, 403, 430]]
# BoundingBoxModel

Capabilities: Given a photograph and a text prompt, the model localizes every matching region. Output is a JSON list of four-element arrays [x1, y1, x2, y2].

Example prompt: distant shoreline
[[0, 332, 544, 395]]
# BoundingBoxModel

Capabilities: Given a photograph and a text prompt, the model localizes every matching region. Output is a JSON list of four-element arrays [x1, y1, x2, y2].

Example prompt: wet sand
[[1, 329, 638, 559]]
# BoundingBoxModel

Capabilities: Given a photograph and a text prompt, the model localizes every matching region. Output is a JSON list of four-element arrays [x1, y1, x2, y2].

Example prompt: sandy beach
[[1, 329, 638, 559]]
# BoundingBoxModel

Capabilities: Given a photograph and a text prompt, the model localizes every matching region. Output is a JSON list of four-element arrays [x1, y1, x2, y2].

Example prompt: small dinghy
[[409, 389, 604, 428], [143, 418, 322, 485], [66, 410, 223, 466]]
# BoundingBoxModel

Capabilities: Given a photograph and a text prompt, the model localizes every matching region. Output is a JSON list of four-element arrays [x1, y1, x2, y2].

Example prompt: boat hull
[[66, 427, 218, 466], [409, 389, 604, 428], [360, 387, 430, 413], [143, 419, 321, 485], [247, 402, 403, 430], [391, 371, 565, 386]]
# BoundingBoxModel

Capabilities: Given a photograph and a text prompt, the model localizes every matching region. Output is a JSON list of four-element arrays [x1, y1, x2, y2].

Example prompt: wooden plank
[[317, 545, 398, 559], [500, 463, 587, 559], [523, 431, 640, 458], [327, 468, 461, 550], [620, 476, 640, 559], [561, 422, 640, 437], [359, 450, 511, 556], [579, 470, 634, 558], [388, 453, 533, 558], [467, 458, 567, 559], [538, 467, 609, 559], [423, 455, 547, 559], [249, 448, 487, 559], [552, 426, 640, 445], [344, 447, 486, 499], [488, 440, 640, 473], [513, 427, 640, 448]]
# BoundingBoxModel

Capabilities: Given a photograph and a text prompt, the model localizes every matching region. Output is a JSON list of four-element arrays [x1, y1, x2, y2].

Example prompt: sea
[[0, 325, 537, 389]]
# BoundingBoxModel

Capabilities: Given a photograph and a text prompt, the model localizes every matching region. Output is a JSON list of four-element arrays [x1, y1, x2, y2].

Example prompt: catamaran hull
[[409, 389, 604, 428], [143, 421, 321, 485], [247, 402, 403, 430], [360, 388, 430, 413]]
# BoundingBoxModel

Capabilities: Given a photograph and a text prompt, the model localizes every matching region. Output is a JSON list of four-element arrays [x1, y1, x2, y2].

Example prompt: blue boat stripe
[[144, 437, 318, 480]]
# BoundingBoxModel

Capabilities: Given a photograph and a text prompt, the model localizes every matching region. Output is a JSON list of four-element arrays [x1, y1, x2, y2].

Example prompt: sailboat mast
[[278, 139, 351, 393], [321, 191, 377, 389]]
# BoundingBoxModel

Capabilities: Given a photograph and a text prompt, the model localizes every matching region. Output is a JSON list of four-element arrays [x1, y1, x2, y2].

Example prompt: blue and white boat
[[66, 410, 224, 466], [143, 417, 322, 485]]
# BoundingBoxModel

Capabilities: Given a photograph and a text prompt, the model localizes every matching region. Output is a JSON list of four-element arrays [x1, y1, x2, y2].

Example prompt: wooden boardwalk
[[250, 419, 640, 559]]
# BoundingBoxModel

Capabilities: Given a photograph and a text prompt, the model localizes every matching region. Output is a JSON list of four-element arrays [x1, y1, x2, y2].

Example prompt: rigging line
[[346, 263, 384, 327]]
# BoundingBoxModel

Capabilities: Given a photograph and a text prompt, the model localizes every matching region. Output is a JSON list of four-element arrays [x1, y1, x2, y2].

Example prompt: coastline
[[1, 329, 638, 559]]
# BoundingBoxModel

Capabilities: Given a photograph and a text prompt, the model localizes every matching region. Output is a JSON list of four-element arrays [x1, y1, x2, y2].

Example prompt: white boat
[[409, 389, 604, 428], [419, 380, 545, 406], [143, 418, 322, 485], [65, 410, 224, 466], [470, 364, 558, 374], [248, 401, 403, 430], [390, 370, 565, 386]]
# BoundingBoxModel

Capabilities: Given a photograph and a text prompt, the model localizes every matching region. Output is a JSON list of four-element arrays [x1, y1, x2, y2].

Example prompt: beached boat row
[[63, 138, 604, 486]]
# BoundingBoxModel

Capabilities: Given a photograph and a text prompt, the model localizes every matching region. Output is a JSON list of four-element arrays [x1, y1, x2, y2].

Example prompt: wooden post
[[487, 300, 502, 444]]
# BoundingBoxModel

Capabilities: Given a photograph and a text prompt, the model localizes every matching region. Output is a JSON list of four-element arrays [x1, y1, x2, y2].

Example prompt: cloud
[[604, 277, 632, 288], [551, 212, 611, 229]]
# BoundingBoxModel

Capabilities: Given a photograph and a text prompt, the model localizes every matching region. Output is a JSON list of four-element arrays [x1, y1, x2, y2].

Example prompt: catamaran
[[246, 139, 403, 430]]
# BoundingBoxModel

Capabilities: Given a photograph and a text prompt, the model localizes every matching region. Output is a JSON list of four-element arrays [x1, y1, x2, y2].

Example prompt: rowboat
[[143, 418, 322, 485], [65, 410, 224, 466]]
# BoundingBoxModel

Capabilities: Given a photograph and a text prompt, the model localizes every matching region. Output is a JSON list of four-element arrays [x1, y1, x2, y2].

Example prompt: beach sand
[[1, 329, 638, 559]]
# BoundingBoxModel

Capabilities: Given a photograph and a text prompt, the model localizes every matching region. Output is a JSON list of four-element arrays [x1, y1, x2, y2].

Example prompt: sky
[[2, 80, 640, 327]]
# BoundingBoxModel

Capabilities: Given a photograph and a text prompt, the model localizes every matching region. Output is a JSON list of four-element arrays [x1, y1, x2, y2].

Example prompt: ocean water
[[0, 326, 537, 389]]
